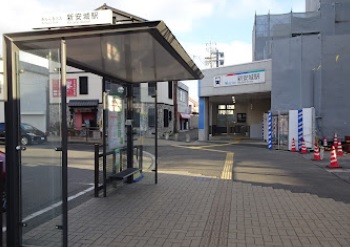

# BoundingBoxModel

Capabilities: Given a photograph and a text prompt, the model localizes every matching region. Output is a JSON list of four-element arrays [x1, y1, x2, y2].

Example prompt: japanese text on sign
[[52, 79, 77, 97], [35, 10, 113, 29], [213, 70, 265, 87]]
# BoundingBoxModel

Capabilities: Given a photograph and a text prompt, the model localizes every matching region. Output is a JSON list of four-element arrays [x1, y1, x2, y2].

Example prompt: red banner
[[52, 79, 77, 97]]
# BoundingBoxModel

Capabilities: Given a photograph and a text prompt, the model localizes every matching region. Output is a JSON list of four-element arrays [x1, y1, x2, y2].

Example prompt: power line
[[205, 42, 224, 68]]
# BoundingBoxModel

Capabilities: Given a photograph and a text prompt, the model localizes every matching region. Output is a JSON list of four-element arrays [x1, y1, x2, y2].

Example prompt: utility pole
[[205, 42, 224, 68]]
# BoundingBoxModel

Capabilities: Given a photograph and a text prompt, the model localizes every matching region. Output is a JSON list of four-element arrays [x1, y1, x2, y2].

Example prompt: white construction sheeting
[[289, 107, 315, 150]]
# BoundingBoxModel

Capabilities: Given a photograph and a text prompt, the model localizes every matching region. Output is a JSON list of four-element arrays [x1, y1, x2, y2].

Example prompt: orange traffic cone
[[323, 136, 328, 147], [291, 138, 297, 152], [300, 138, 307, 154], [337, 139, 343, 157], [334, 133, 338, 150], [326, 146, 342, 169], [313, 142, 321, 161]]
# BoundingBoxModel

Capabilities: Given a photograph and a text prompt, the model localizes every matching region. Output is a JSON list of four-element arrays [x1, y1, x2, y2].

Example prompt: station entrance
[[198, 59, 272, 142], [206, 92, 271, 140]]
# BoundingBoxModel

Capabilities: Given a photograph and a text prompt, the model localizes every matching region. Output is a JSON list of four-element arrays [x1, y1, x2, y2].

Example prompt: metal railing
[[94, 145, 143, 197]]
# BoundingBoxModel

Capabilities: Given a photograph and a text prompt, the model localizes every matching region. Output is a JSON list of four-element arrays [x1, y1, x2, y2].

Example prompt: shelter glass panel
[[18, 48, 63, 246]]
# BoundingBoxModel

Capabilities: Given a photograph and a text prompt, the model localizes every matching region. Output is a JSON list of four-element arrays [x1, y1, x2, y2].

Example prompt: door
[[216, 104, 234, 134], [272, 114, 289, 150], [17, 48, 64, 246]]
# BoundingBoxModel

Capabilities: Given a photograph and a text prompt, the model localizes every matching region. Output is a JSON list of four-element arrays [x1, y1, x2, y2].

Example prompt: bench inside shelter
[[94, 145, 143, 196], [109, 167, 141, 181]]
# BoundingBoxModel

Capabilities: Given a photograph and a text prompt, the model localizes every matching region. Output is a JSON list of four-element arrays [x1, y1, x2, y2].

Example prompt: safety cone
[[326, 146, 342, 169], [291, 138, 297, 152], [313, 142, 321, 161], [300, 138, 307, 154], [337, 139, 343, 157], [323, 136, 328, 147], [334, 133, 338, 150]]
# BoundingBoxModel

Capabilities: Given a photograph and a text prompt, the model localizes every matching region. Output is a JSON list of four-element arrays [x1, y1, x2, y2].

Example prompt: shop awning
[[68, 99, 99, 107], [4, 21, 203, 83], [179, 113, 191, 119]]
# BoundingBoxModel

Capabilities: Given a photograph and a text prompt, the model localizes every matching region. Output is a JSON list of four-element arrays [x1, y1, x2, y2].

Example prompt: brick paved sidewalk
[[24, 169, 350, 247]]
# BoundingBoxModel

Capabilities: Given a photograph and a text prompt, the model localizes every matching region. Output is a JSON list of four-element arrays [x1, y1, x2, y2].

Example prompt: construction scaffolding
[[253, 1, 350, 140], [253, 11, 321, 61]]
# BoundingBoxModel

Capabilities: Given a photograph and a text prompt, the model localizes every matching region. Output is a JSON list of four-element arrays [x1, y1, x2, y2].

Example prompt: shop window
[[79, 76, 88, 95]]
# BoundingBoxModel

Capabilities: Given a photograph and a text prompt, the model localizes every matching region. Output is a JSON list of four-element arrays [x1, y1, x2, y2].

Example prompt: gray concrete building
[[199, 0, 350, 148]]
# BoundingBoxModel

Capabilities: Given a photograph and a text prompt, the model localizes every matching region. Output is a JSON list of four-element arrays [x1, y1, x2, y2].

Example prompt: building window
[[133, 110, 140, 128], [148, 108, 155, 127], [164, 109, 169, 127], [79, 76, 88, 95], [148, 82, 155, 96], [168, 81, 173, 99], [218, 105, 235, 111], [133, 84, 141, 103], [178, 89, 187, 103], [237, 113, 247, 123]]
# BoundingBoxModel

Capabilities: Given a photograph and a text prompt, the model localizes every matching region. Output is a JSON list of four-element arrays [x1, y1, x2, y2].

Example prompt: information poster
[[107, 95, 125, 149]]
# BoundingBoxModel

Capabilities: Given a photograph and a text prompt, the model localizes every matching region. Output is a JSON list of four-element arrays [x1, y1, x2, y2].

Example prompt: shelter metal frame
[[3, 21, 203, 247]]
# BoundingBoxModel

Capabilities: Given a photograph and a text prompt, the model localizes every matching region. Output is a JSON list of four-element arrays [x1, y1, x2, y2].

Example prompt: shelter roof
[[4, 21, 203, 84], [95, 4, 148, 23]]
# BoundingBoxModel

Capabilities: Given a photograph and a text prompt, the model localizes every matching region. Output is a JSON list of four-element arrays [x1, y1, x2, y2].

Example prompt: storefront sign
[[213, 70, 265, 87], [52, 79, 77, 97], [35, 10, 113, 29]]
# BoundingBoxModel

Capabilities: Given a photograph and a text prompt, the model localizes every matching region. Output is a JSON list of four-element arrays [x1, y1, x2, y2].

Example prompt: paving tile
[[17, 160, 350, 247]]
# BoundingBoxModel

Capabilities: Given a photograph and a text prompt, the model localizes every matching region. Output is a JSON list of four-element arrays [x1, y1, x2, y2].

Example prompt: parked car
[[0, 122, 46, 145]]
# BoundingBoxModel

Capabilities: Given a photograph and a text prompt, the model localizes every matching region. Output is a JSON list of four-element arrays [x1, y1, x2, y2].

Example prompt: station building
[[199, 0, 350, 151], [198, 60, 271, 141]]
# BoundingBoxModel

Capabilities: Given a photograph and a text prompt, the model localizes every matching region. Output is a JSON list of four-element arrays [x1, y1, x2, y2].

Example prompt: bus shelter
[[3, 21, 203, 246]]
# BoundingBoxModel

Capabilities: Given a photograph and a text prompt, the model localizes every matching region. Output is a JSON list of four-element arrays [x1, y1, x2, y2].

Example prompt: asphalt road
[[1, 142, 96, 233], [3, 139, 350, 234], [157, 141, 350, 204]]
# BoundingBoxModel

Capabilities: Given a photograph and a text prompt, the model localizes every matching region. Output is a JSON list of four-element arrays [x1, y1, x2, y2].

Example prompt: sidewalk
[[22, 140, 350, 247]]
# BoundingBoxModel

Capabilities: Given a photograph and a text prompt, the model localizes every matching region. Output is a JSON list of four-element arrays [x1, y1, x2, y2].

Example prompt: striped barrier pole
[[298, 109, 303, 151], [268, 112, 272, 150]]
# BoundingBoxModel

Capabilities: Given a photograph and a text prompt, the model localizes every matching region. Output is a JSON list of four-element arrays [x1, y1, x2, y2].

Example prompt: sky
[[0, 0, 305, 99]]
